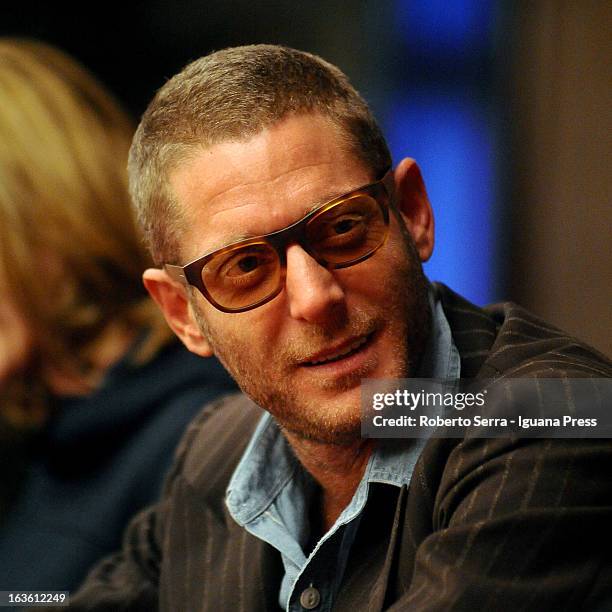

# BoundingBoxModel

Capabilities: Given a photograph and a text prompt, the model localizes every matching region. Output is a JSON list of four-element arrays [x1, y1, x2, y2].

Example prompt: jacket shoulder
[[434, 282, 612, 378], [163, 393, 262, 502], [483, 300, 612, 377]]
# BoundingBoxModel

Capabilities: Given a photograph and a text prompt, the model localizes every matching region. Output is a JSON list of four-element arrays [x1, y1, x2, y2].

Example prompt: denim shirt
[[226, 289, 461, 611]]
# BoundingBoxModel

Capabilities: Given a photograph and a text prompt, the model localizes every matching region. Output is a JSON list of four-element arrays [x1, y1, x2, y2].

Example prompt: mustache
[[283, 308, 379, 365]]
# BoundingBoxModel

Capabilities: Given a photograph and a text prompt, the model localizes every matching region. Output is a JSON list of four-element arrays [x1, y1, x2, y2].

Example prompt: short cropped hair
[[128, 44, 392, 265]]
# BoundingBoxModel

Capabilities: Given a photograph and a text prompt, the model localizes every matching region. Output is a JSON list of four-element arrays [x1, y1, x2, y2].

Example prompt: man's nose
[[285, 243, 345, 322]]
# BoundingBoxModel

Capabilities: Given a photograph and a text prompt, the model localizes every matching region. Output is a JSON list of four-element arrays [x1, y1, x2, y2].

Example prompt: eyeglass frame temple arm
[[164, 263, 187, 284]]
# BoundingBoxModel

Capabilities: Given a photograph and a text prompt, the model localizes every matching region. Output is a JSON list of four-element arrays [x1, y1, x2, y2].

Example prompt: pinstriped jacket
[[68, 284, 612, 611]]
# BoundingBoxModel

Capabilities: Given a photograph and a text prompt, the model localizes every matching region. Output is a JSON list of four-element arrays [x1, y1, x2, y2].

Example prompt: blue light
[[382, 92, 498, 305], [394, 0, 494, 55]]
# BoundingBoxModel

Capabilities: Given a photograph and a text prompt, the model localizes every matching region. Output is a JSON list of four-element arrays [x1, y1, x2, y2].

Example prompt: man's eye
[[333, 218, 359, 235], [318, 214, 366, 242], [233, 255, 259, 274], [224, 254, 264, 277], [215, 247, 278, 284]]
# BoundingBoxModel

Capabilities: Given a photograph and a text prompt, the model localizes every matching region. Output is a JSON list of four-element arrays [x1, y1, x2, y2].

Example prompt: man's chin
[[275, 409, 364, 446]]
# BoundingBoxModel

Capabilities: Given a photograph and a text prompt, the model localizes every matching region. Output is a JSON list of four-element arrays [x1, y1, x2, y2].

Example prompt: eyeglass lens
[[201, 191, 387, 311]]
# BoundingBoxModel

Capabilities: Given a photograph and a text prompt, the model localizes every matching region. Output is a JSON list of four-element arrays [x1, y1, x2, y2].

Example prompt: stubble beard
[[191, 237, 431, 446]]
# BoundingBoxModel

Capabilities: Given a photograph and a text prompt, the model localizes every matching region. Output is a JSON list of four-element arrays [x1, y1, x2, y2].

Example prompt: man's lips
[[302, 333, 372, 366]]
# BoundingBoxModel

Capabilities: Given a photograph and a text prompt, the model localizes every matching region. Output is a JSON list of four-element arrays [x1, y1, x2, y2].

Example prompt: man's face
[[168, 113, 431, 443]]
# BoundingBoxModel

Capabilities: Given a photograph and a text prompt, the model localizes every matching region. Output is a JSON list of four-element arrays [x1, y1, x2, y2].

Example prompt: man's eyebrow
[[305, 182, 363, 213], [205, 182, 365, 253], [203, 232, 251, 255]]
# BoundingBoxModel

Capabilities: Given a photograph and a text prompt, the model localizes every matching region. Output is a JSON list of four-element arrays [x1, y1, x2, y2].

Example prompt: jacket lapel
[[238, 524, 284, 611]]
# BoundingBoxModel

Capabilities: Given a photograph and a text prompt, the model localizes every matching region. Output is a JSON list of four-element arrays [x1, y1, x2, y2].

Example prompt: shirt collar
[[417, 285, 461, 380]]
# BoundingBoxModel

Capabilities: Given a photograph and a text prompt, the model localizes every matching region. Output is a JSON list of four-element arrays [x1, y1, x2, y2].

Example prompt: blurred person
[[69, 45, 611, 611], [0, 38, 235, 592]]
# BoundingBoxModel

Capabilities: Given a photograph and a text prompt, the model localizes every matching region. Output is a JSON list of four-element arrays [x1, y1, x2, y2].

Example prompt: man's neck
[[283, 431, 375, 532]]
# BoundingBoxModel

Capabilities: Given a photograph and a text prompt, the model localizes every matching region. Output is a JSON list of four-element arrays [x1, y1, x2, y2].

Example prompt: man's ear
[[143, 268, 213, 357], [393, 158, 434, 262]]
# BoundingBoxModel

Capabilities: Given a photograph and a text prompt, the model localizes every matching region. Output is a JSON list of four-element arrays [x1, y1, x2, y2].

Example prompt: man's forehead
[[168, 115, 371, 259], [171, 114, 345, 179]]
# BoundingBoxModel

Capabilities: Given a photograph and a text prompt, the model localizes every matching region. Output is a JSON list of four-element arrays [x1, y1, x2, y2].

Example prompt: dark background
[[2, 1, 610, 355]]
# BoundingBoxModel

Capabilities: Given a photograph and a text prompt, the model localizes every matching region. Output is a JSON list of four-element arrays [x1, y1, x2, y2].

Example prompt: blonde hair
[[128, 44, 392, 265], [0, 38, 173, 427]]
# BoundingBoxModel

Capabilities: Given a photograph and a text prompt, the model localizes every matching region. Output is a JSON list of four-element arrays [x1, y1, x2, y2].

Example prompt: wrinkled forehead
[[166, 114, 373, 263]]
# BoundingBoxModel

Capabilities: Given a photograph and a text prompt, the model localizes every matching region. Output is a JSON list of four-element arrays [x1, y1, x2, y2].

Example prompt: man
[[68, 45, 612, 611]]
